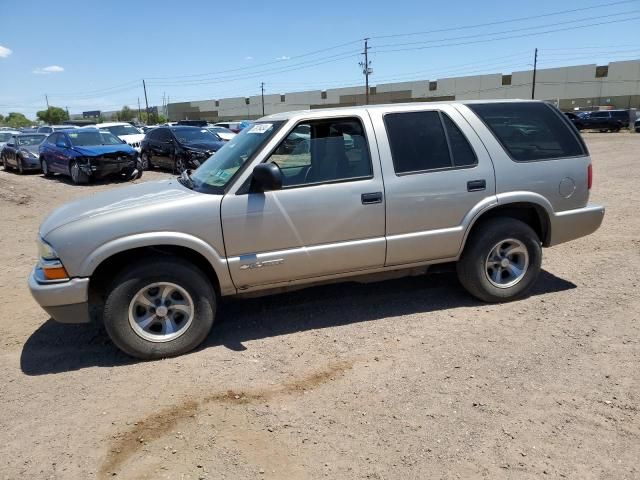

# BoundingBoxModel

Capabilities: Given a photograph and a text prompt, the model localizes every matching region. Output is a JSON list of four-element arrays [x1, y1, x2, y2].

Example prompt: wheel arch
[[461, 195, 552, 253], [83, 233, 236, 299]]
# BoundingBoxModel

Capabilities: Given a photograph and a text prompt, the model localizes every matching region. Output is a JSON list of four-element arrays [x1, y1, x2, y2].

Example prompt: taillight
[[588, 164, 593, 190]]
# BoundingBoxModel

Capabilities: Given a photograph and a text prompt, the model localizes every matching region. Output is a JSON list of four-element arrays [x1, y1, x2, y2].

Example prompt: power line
[[371, 15, 640, 54], [370, 0, 638, 39]]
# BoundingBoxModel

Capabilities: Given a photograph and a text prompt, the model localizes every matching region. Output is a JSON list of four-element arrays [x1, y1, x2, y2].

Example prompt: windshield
[[67, 131, 125, 146], [172, 128, 218, 144], [17, 135, 46, 146], [104, 125, 141, 136], [53, 126, 74, 131], [190, 121, 283, 193]]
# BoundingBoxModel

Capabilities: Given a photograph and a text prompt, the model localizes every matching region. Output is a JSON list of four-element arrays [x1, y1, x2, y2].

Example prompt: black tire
[[17, 156, 24, 175], [69, 160, 89, 184], [41, 158, 53, 177], [140, 152, 151, 170], [174, 156, 186, 173], [103, 257, 216, 360], [456, 217, 542, 303], [2, 154, 9, 171]]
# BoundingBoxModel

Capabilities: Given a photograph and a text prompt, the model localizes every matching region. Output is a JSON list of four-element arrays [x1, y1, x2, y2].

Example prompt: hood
[[118, 133, 145, 143], [72, 144, 136, 157], [39, 179, 195, 237], [184, 141, 224, 152], [20, 144, 41, 155]]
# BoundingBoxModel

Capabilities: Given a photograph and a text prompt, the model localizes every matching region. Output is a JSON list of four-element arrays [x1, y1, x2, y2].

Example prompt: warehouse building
[[166, 59, 640, 122]]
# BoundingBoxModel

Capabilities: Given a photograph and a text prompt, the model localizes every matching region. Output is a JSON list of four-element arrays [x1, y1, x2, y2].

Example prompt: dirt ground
[[0, 133, 638, 480]]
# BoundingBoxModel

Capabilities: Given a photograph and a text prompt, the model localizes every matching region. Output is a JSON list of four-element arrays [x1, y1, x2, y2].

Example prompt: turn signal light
[[42, 264, 69, 281]]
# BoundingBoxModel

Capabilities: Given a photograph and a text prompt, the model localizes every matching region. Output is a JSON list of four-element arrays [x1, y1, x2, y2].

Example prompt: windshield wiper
[[178, 169, 195, 190]]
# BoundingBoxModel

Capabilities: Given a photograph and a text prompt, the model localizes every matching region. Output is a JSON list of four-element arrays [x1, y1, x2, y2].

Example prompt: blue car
[[39, 129, 140, 184]]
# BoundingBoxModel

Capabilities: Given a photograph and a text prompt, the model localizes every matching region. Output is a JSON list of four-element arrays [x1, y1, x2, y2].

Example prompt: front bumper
[[80, 158, 137, 178], [28, 267, 91, 323], [548, 203, 605, 246], [20, 156, 41, 169]]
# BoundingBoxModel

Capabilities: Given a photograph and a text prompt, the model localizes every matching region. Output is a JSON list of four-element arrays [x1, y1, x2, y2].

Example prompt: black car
[[140, 126, 225, 172], [1, 133, 47, 173], [573, 110, 631, 132], [635, 118, 640, 133]]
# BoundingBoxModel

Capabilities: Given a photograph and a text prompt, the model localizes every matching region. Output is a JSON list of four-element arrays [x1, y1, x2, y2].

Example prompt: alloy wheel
[[485, 238, 530, 288], [128, 282, 194, 343]]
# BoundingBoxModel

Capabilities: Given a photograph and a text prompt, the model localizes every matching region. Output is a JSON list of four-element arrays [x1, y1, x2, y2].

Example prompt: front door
[[150, 129, 174, 168], [221, 115, 386, 289]]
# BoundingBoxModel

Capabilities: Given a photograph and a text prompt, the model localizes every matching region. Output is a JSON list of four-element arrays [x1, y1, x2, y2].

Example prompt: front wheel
[[41, 159, 53, 177], [103, 257, 216, 359], [174, 156, 186, 173], [457, 218, 542, 302], [69, 160, 89, 184], [16, 157, 24, 175], [2, 155, 9, 171]]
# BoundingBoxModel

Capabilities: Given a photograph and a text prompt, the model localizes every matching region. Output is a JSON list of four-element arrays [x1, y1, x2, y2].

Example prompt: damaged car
[[39, 129, 141, 184]]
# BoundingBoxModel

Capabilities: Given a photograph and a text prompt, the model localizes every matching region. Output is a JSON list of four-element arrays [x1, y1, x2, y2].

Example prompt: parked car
[[38, 129, 140, 184], [213, 120, 253, 133], [94, 122, 145, 152], [573, 110, 631, 131], [0, 130, 20, 150], [28, 100, 604, 359], [140, 126, 225, 171], [204, 126, 236, 142], [177, 120, 208, 127], [37, 125, 78, 134], [635, 118, 640, 133], [1, 133, 47, 173]]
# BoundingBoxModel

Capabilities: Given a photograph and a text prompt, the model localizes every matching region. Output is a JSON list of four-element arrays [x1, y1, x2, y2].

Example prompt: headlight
[[37, 238, 69, 281], [37, 237, 58, 260]]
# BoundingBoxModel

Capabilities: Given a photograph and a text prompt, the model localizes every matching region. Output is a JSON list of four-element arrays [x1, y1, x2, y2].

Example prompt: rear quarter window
[[468, 102, 585, 162]]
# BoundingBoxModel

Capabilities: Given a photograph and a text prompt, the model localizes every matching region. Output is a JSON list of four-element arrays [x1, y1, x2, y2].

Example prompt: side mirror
[[251, 163, 282, 192]]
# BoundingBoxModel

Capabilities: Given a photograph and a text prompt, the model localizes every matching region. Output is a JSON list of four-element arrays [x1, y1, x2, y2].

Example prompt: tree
[[0, 114, 4, 124], [119, 106, 134, 122], [4, 112, 32, 128], [139, 111, 167, 125], [36, 106, 69, 125]]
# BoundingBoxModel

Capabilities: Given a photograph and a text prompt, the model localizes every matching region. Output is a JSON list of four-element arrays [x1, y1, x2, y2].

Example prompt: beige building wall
[[167, 59, 640, 121]]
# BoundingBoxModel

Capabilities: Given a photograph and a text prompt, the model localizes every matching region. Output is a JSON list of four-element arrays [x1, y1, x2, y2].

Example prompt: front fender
[[79, 231, 235, 296]]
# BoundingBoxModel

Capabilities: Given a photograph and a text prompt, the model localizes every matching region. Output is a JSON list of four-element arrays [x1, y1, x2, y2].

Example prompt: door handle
[[361, 192, 383, 204], [467, 179, 486, 192]]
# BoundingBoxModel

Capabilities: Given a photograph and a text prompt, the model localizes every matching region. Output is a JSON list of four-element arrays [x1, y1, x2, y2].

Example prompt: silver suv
[[29, 100, 605, 359]]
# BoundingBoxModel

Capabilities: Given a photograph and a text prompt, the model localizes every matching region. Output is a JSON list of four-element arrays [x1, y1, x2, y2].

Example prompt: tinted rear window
[[469, 102, 585, 161]]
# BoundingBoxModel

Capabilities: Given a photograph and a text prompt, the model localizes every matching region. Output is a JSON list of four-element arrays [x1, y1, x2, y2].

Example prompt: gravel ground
[[0, 133, 638, 480]]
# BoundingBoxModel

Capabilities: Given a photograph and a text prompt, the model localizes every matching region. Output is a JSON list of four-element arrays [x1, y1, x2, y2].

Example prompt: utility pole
[[137, 97, 142, 121], [359, 38, 372, 104], [65, 106, 69, 118], [531, 48, 538, 100], [142, 79, 150, 124], [260, 82, 265, 116]]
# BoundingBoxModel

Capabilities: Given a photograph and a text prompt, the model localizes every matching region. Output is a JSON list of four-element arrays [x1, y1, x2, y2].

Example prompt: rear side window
[[384, 111, 477, 174], [469, 102, 585, 161]]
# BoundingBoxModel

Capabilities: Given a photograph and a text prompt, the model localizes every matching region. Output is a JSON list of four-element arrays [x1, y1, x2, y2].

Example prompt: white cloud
[[275, 56, 290, 61], [33, 65, 64, 75], [245, 56, 253, 60], [0, 45, 12, 58]]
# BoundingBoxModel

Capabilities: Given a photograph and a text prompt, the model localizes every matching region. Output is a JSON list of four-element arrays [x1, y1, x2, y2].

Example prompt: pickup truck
[[29, 100, 605, 359]]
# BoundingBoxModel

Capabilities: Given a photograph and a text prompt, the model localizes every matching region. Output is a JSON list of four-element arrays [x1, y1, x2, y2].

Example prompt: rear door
[[221, 114, 386, 289], [369, 104, 496, 265]]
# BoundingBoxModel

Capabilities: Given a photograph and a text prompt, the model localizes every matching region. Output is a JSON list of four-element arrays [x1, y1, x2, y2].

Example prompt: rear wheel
[[457, 218, 542, 302], [140, 152, 151, 170], [69, 160, 89, 184], [103, 257, 216, 359]]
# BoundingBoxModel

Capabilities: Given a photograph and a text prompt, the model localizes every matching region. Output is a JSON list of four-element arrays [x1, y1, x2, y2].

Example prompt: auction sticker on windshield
[[248, 123, 273, 134]]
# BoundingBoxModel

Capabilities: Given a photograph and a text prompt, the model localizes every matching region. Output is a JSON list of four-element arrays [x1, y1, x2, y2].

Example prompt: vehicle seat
[[309, 136, 348, 183]]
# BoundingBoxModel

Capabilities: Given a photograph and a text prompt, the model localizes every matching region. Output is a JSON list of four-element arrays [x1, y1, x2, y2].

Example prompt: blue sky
[[0, 0, 638, 118]]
